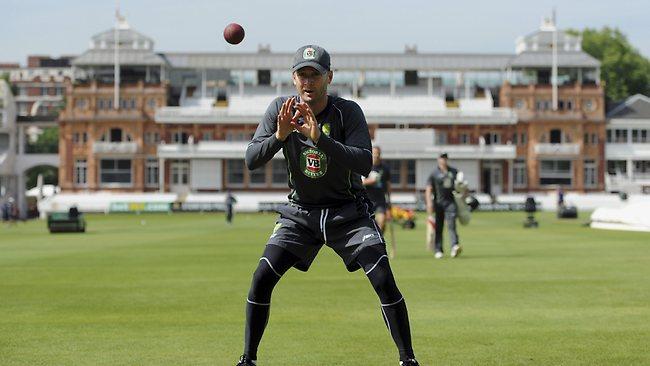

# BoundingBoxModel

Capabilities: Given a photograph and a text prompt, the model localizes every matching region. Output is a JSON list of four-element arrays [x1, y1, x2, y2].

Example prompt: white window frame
[[584, 160, 597, 188], [145, 157, 159, 188], [74, 159, 88, 187], [513, 159, 527, 188]]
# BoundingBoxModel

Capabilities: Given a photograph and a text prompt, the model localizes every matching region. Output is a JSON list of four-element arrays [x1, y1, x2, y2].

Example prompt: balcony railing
[[93, 142, 138, 154], [534, 143, 580, 155]]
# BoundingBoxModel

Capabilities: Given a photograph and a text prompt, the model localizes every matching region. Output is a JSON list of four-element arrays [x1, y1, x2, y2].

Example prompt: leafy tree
[[571, 27, 650, 102]]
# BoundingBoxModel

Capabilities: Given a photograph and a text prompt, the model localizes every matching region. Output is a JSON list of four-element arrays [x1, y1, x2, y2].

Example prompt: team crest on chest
[[300, 148, 328, 178]]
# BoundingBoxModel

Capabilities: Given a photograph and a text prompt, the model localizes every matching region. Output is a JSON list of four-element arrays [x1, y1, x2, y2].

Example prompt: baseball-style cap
[[439, 153, 449, 159], [292, 45, 331, 74]]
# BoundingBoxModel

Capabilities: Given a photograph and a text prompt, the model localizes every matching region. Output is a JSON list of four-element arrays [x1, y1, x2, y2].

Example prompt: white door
[[170, 160, 190, 194]]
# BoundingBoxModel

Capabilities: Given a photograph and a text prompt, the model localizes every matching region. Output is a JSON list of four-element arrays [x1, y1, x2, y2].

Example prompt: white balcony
[[93, 142, 138, 154], [606, 143, 650, 160], [533, 143, 580, 156], [157, 141, 285, 160]]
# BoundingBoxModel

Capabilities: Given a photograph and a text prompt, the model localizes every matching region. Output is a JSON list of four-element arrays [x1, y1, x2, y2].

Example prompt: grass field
[[1, 211, 649, 365]]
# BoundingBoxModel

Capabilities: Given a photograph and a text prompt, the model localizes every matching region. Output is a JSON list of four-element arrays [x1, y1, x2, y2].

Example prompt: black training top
[[426, 166, 459, 206], [365, 162, 391, 203], [245, 95, 372, 208]]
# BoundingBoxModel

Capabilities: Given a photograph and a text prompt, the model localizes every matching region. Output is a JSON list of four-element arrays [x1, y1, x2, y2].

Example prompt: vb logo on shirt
[[300, 148, 328, 178]]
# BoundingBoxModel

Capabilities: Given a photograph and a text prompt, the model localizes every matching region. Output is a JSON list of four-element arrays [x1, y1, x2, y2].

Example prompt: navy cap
[[292, 45, 331, 74]]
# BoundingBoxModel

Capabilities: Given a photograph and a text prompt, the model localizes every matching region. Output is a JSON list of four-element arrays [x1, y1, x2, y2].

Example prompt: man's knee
[[357, 248, 402, 303], [248, 259, 282, 302]]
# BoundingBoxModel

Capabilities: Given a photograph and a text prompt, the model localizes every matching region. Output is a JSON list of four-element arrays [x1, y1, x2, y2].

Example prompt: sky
[[1, 0, 648, 65]]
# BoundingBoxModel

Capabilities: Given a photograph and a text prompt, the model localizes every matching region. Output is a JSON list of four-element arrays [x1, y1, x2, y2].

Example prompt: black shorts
[[266, 197, 386, 272]]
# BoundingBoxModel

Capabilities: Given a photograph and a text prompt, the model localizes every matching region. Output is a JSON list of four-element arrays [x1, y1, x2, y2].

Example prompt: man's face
[[438, 157, 448, 169], [292, 67, 332, 104], [372, 148, 381, 165]]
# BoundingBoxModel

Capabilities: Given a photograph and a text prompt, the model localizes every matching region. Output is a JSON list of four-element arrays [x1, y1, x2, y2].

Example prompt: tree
[[571, 27, 650, 102]]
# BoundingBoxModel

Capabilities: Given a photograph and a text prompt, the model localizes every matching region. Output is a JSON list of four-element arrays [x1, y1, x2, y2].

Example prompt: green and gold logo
[[322, 122, 331, 136], [300, 148, 328, 179]]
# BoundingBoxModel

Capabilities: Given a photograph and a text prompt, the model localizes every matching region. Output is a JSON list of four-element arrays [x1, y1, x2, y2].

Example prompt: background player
[[425, 153, 462, 259], [362, 146, 396, 256]]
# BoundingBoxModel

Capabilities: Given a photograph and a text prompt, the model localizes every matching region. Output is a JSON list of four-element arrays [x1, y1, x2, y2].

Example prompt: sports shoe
[[236, 355, 257, 366], [400, 359, 420, 366], [451, 244, 462, 258], [434, 251, 443, 259]]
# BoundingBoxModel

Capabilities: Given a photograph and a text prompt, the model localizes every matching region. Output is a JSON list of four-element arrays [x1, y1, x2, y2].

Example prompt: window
[[521, 133, 527, 144], [583, 133, 589, 145], [513, 159, 527, 188], [201, 131, 213, 141], [75, 98, 87, 109], [435, 131, 447, 145], [145, 158, 159, 187], [249, 166, 266, 186], [145, 132, 161, 145], [170, 160, 189, 185], [514, 99, 525, 110], [147, 98, 157, 109], [512, 133, 518, 145], [72, 133, 80, 144], [272, 160, 288, 186], [82, 132, 88, 144], [591, 134, 598, 145], [583, 99, 595, 112], [226, 131, 249, 141], [74, 159, 87, 187], [227, 160, 245, 185], [632, 129, 650, 143], [41, 87, 48, 96], [584, 160, 597, 188], [550, 129, 562, 144], [110, 128, 123, 142], [607, 160, 627, 175], [100, 159, 132, 185], [459, 133, 470, 145], [406, 160, 416, 187], [634, 161, 650, 177], [172, 131, 189, 144], [539, 160, 572, 186], [385, 160, 402, 185], [608, 129, 628, 143], [484, 132, 500, 145], [536, 99, 551, 110]]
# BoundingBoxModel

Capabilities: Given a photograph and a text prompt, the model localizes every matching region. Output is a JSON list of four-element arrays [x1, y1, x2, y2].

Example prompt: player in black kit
[[236, 45, 420, 366]]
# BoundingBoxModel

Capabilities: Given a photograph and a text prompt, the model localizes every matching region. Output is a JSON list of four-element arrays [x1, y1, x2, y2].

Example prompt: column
[[427, 77, 433, 97], [17, 173, 26, 219], [508, 159, 514, 193], [159, 157, 165, 193], [201, 69, 207, 98], [18, 125, 25, 155], [239, 70, 244, 96], [627, 159, 634, 180], [389, 70, 396, 97]]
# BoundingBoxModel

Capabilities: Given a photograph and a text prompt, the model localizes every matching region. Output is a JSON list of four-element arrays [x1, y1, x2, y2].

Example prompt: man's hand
[[275, 97, 298, 141], [292, 102, 321, 143]]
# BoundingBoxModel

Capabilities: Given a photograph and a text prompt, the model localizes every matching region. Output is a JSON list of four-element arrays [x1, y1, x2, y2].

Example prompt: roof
[[607, 94, 650, 119], [162, 52, 514, 71], [509, 51, 600, 68], [161, 50, 600, 71], [72, 49, 167, 66]]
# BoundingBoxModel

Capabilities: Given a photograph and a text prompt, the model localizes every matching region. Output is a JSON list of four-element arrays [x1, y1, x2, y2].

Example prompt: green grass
[[1, 211, 649, 365]]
